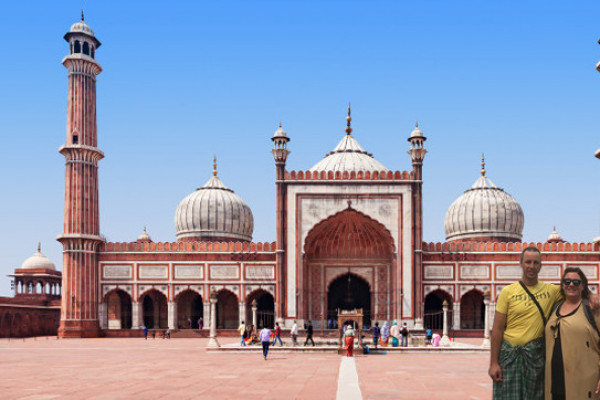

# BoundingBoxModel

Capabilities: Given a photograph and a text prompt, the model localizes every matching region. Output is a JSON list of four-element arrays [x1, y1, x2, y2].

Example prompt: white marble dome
[[444, 174, 524, 242], [175, 173, 253, 242], [69, 20, 95, 37], [309, 134, 389, 172], [22, 244, 56, 270]]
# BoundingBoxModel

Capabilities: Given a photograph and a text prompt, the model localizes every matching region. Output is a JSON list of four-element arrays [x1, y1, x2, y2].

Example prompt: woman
[[390, 321, 400, 347], [380, 321, 390, 346], [344, 324, 355, 357], [545, 267, 600, 400]]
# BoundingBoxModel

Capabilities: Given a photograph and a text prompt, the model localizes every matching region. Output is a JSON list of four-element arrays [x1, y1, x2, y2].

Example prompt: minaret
[[272, 122, 290, 323], [408, 122, 427, 329], [57, 13, 104, 338]]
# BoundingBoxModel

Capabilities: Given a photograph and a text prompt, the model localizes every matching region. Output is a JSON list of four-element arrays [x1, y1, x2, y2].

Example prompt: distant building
[[0, 244, 61, 338]]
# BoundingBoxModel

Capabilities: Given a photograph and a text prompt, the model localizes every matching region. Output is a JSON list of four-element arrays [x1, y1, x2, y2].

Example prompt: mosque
[[2, 16, 600, 338]]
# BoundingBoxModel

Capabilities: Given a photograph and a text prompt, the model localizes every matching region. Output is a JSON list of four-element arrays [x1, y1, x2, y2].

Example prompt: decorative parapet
[[283, 170, 414, 181], [422, 241, 600, 253], [100, 241, 276, 252]]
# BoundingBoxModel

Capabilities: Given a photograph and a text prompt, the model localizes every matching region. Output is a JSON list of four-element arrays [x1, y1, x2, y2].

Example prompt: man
[[400, 322, 409, 347], [304, 320, 315, 346], [259, 325, 272, 360], [370, 322, 380, 349], [489, 246, 561, 399], [290, 320, 299, 346], [238, 321, 246, 347], [272, 322, 283, 346]]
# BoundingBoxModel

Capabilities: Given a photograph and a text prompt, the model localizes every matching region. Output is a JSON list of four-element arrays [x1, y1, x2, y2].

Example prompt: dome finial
[[37, 242, 41, 253], [481, 153, 486, 177], [213, 155, 218, 176], [81, 9, 85, 21], [415, 120, 419, 128], [345, 102, 352, 135]]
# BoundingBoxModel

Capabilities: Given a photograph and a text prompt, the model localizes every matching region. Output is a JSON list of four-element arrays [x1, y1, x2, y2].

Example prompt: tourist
[[370, 322, 380, 349], [141, 325, 148, 340], [344, 324, 355, 357], [380, 321, 390, 346], [400, 322, 409, 347], [245, 324, 254, 345], [272, 322, 283, 346], [197, 317, 203, 330], [489, 247, 562, 400], [304, 320, 315, 346], [259, 325, 272, 360], [187, 317, 192, 329], [390, 321, 399, 347], [238, 321, 246, 346], [425, 328, 432, 344], [545, 267, 600, 399], [290, 320, 299, 346]]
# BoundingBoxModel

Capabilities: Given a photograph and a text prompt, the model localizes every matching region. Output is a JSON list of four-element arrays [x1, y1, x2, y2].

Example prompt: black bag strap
[[519, 281, 547, 325], [583, 298, 600, 337]]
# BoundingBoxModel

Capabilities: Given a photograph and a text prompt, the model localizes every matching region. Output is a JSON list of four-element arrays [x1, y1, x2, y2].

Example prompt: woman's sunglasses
[[562, 279, 582, 287]]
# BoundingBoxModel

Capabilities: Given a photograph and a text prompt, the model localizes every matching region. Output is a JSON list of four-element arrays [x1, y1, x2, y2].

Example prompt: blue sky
[[1, 1, 599, 296]]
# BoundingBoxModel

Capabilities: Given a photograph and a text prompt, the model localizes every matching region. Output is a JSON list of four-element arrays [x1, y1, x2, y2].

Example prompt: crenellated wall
[[101, 241, 276, 253], [284, 170, 414, 181]]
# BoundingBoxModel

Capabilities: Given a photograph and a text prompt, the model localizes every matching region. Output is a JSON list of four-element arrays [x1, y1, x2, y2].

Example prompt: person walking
[[290, 320, 299, 346], [344, 324, 355, 357], [141, 325, 148, 340], [370, 322, 380, 349], [259, 326, 272, 360], [400, 322, 409, 347], [238, 321, 247, 346], [304, 320, 315, 346], [380, 321, 390, 346], [272, 322, 284, 346], [197, 317, 203, 330]]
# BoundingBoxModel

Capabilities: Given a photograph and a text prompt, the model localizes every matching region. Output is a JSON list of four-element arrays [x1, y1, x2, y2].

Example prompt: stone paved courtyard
[[0, 337, 491, 399]]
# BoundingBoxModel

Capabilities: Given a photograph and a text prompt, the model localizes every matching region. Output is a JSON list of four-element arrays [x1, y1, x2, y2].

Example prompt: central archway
[[328, 273, 371, 325]]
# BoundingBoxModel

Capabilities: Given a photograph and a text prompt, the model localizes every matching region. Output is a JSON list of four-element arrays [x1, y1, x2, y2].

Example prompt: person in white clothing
[[290, 320, 299, 346]]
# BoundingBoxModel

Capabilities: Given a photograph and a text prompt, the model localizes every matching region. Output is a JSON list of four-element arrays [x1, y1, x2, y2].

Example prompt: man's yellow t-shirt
[[496, 281, 561, 346]]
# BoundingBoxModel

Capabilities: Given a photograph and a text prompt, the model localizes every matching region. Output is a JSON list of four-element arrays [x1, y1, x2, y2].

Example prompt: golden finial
[[481, 153, 486, 177], [213, 155, 218, 176], [81, 9, 85, 21], [345, 102, 352, 135]]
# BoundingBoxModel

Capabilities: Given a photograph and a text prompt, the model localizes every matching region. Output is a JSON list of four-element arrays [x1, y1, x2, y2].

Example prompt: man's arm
[[488, 310, 507, 382]]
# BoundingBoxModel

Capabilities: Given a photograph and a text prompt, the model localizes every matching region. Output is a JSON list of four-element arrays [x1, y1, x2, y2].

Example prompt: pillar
[[98, 302, 107, 330], [207, 289, 220, 348], [132, 301, 141, 329], [251, 299, 258, 328], [239, 301, 246, 326], [168, 302, 177, 330], [482, 298, 491, 348], [453, 302, 461, 330], [440, 300, 450, 346], [203, 301, 211, 330]]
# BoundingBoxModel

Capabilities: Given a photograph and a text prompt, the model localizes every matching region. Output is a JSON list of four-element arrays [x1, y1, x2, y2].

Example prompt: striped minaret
[[57, 13, 104, 338]]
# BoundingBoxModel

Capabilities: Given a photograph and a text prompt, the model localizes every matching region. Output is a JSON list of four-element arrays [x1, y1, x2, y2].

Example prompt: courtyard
[[0, 337, 490, 399]]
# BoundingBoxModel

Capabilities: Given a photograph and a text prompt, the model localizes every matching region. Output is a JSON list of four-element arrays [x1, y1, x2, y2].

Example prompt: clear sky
[[1, 1, 599, 296]]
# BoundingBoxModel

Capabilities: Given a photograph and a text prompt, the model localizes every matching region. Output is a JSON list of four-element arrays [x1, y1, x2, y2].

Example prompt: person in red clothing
[[344, 324, 356, 357], [272, 322, 284, 346]]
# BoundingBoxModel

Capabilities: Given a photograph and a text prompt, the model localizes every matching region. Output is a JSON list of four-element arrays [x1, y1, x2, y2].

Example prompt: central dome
[[174, 164, 253, 242], [309, 106, 388, 172], [444, 161, 524, 242]]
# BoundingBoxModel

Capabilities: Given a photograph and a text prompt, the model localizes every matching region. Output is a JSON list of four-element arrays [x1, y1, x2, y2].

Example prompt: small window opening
[[83, 42, 89, 55], [73, 134, 79, 144], [74, 41, 81, 53], [91, 47, 95, 59]]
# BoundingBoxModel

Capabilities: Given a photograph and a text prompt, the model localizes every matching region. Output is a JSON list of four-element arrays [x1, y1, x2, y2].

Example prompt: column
[[203, 301, 211, 330], [98, 303, 107, 330], [440, 300, 451, 346], [482, 299, 491, 348], [131, 301, 142, 329], [453, 302, 461, 330], [251, 299, 258, 328], [168, 302, 177, 330], [239, 301, 246, 326], [207, 289, 220, 348]]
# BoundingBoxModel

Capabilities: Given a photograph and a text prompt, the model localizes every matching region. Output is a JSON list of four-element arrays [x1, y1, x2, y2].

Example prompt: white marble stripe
[[336, 356, 362, 400]]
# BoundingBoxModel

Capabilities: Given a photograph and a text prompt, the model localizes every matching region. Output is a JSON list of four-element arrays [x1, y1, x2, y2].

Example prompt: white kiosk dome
[[21, 244, 56, 270]]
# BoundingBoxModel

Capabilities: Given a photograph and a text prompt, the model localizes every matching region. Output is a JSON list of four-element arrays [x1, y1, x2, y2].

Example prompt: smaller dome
[[272, 122, 288, 139], [22, 244, 56, 270], [137, 227, 152, 242], [547, 226, 564, 243], [69, 20, 95, 37], [409, 122, 425, 139]]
